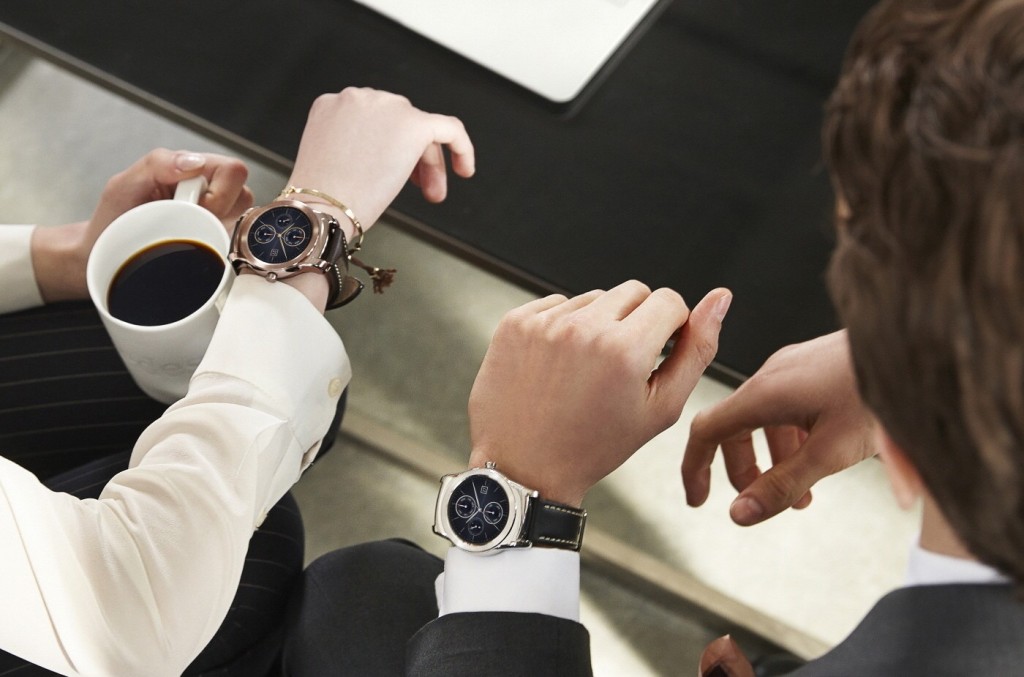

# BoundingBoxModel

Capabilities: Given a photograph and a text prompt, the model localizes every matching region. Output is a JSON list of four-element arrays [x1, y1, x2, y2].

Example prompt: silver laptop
[[353, 0, 661, 103]]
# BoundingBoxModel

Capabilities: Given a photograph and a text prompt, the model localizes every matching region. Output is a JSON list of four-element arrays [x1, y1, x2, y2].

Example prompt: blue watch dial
[[246, 206, 314, 265], [447, 475, 510, 544]]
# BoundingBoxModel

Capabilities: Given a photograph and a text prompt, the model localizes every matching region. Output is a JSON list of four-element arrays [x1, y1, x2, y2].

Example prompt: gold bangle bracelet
[[278, 185, 364, 254], [277, 184, 396, 294]]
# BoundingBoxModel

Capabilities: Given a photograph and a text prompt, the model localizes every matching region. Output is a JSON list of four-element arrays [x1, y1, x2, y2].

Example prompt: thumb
[[652, 288, 732, 407], [699, 635, 754, 677], [728, 436, 831, 526]]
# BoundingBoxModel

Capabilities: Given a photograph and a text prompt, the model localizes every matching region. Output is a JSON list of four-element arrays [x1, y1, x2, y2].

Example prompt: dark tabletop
[[0, 0, 878, 380]]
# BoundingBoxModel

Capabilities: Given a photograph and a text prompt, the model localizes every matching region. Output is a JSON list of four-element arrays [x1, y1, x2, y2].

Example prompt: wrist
[[274, 185, 396, 299], [30, 221, 90, 303], [279, 182, 361, 241], [467, 450, 585, 508]]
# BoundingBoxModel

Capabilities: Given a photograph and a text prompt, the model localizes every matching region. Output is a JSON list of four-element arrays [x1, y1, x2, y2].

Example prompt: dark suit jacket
[[793, 584, 1024, 676], [406, 584, 1024, 676]]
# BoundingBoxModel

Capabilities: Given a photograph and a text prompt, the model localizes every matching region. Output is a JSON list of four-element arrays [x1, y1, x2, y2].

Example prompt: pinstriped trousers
[[0, 301, 342, 676]]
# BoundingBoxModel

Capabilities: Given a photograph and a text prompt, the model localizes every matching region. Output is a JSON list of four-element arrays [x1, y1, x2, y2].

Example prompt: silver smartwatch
[[433, 462, 587, 554]]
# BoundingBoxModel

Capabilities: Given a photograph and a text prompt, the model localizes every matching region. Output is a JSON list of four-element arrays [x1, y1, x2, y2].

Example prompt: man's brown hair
[[825, 0, 1024, 583]]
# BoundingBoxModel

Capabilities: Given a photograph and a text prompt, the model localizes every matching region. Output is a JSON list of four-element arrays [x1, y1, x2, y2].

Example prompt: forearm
[[0, 397, 300, 675]]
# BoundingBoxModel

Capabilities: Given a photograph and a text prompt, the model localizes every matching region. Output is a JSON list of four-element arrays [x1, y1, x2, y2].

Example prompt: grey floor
[[0, 42, 921, 675]]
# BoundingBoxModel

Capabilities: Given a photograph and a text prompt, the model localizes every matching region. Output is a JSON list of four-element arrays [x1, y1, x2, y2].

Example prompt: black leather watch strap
[[525, 498, 587, 551]]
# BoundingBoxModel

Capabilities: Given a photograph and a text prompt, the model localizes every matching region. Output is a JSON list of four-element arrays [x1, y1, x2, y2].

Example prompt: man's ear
[[875, 426, 925, 510]]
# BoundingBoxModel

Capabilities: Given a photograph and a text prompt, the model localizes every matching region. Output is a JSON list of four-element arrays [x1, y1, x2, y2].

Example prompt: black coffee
[[108, 239, 225, 326]]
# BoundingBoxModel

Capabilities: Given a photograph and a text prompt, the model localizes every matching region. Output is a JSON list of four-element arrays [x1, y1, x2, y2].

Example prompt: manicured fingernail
[[713, 293, 733, 322], [176, 153, 205, 171], [730, 496, 764, 525], [703, 665, 728, 677]]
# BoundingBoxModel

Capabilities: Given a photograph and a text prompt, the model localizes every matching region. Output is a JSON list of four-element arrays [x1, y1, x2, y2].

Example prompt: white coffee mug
[[86, 177, 233, 403]]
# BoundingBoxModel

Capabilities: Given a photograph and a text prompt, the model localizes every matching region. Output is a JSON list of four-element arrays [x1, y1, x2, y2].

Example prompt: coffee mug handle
[[173, 176, 208, 204]]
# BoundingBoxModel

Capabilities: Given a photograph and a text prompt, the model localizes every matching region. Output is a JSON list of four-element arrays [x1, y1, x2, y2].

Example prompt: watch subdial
[[483, 501, 505, 525], [253, 224, 276, 245], [282, 226, 308, 248], [454, 494, 477, 519]]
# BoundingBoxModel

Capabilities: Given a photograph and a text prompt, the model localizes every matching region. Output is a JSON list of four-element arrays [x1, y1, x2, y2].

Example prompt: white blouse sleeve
[[0, 225, 44, 314], [0, 274, 349, 676]]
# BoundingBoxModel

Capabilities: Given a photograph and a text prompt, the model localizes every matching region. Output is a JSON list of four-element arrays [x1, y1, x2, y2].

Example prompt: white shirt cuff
[[192, 274, 350, 450], [436, 546, 581, 622], [0, 225, 44, 313]]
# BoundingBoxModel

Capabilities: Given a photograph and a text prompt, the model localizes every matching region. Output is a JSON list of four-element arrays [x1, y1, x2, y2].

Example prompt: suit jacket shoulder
[[794, 584, 1024, 676]]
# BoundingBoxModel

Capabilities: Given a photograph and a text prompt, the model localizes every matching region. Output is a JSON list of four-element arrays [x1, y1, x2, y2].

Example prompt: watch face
[[246, 206, 314, 265], [447, 475, 511, 545]]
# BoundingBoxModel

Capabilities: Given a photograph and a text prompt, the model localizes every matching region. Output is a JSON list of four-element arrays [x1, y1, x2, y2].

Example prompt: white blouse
[[0, 224, 350, 676]]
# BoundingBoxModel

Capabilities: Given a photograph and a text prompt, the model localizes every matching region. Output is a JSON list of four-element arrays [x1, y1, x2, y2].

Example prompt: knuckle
[[135, 148, 171, 176], [652, 286, 685, 307], [315, 92, 335, 106], [654, 403, 685, 432], [736, 369, 786, 408], [740, 371, 770, 397], [227, 158, 249, 181], [445, 114, 467, 132], [726, 460, 758, 492], [621, 279, 652, 297], [103, 172, 125, 193], [689, 410, 713, 437], [497, 303, 548, 339], [693, 334, 719, 367], [758, 470, 802, 505], [544, 315, 589, 345], [496, 308, 528, 336], [148, 147, 172, 163], [313, 91, 346, 111], [764, 344, 798, 369], [595, 330, 643, 372]]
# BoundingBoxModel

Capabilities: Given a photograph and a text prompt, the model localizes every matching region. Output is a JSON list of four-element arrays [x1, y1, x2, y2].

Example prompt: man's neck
[[919, 493, 975, 560]]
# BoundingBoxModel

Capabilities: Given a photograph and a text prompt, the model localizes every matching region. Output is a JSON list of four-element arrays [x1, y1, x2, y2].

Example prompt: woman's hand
[[31, 149, 252, 303], [286, 87, 475, 238]]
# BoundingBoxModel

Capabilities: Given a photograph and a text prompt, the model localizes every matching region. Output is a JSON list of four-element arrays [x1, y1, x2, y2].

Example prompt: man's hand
[[698, 635, 754, 677], [682, 331, 878, 526], [31, 149, 251, 303], [286, 87, 475, 237], [468, 281, 732, 507]]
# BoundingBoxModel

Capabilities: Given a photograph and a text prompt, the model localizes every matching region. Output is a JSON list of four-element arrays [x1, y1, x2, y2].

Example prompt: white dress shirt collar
[[905, 539, 1009, 587]]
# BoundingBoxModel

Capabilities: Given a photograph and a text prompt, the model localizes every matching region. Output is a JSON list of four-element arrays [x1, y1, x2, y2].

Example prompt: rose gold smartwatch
[[229, 199, 363, 309]]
